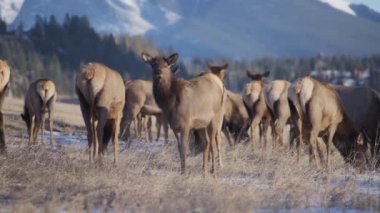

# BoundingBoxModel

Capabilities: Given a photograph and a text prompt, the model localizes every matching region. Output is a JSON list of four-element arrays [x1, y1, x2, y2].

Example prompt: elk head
[[141, 52, 179, 84]]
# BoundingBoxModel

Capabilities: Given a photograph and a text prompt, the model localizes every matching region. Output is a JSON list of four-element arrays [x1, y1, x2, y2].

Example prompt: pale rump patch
[[79, 63, 107, 104], [37, 80, 56, 104], [265, 80, 290, 114], [243, 82, 262, 107], [298, 77, 314, 114]]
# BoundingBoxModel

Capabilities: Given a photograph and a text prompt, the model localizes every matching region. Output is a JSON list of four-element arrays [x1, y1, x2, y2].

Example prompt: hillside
[[7, 0, 380, 58]]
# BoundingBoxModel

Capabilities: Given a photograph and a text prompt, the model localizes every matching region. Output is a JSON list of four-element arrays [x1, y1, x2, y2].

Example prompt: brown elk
[[0, 60, 10, 152], [293, 76, 344, 169], [141, 52, 226, 176], [223, 90, 250, 146], [332, 85, 380, 169], [21, 79, 56, 145], [76, 63, 125, 165], [243, 71, 271, 149], [120, 79, 169, 144]]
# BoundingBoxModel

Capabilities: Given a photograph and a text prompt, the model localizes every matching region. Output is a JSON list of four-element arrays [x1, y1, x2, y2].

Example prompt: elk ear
[[246, 70, 254, 79], [222, 63, 228, 70], [141, 52, 153, 63], [166, 53, 179, 65], [171, 64, 179, 74]]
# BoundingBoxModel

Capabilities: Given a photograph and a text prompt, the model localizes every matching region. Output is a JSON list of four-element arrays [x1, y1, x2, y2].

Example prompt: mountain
[[0, 0, 23, 23], [319, 0, 356, 16], [7, 0, 380, 58], [350, 4, 380, 24]]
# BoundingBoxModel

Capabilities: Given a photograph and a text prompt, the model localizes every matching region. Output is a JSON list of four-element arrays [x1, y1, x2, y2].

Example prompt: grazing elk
[[21, 79, 56, 145], [0, 60, 10, 152], [76, 63, 125, 165], [243, 71, 271, 149], [120, 79, 169, 144], [293, 76, 344, 169], [223, 90, 250, 146], [332, 85, 380, 168], [141, 52, 226, 176]]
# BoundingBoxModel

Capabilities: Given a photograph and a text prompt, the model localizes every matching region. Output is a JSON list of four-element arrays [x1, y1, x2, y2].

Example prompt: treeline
[[0, 15, 162, 96], [187, 55, 380, 92]]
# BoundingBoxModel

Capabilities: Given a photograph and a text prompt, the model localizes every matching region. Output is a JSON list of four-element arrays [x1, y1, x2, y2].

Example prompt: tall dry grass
[[0, 98, 379, 212]]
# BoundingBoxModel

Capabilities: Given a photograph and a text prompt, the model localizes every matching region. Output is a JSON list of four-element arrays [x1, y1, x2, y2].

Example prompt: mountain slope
[[350, 4, 380, 24], [9, 0, 380, 58]]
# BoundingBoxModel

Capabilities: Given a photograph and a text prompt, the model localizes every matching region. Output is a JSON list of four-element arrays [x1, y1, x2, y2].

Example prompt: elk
[[332, 85, 380, 168], [141, 52, 226, 176], [264, 80, 292, 149], [243, 71, 271, 149], [21, 79, 56, 145], [293, 76, 344, 169], [76, 63, 125, 165], [0, 60, 10, 152], [120, 79, 169, 144], [223, 90, 250, 146]]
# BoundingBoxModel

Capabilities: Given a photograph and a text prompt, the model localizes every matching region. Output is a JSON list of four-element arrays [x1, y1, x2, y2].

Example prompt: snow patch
[[0, 0, 24, 23], [320, 0, 356, 16]]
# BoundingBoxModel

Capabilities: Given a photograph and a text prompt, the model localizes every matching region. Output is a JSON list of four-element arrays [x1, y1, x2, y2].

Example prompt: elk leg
[[96, 108, 108, 165], [250, 117, 261, 150], [179, 128, 190, 175], [197, 129, 209, 177], [156, 116, 161, 141], [33, 117, 39, 144], [113, 113, 122, 166], [163, 120, 169, 144], [40, 113, 45, 145], [326, 124, 338, 170], [309, 128, 321, 169], [216, 130, 223, 169], [48, 111, 54, 145], [223, 125, 233, 147], [29, 115, 35, 144]]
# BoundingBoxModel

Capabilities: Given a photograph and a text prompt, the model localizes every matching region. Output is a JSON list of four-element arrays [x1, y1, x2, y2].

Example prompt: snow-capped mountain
[[5, 0, 380, 58], [0, 0, 23, 23], [319, 0, 356, 15]]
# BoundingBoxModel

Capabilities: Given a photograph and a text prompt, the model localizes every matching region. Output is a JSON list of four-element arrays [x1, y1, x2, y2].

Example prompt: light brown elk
[[142, 52, 226, 176], [76, 63, 125, 165], [0, 60, 10, 152], [265, 80, 292, 149], [120, 79, 169, 144], [294, 76, 344, 169], [21, 79, 56, 145], [223, 90, 250, 146], [243, 71, 271, 149]]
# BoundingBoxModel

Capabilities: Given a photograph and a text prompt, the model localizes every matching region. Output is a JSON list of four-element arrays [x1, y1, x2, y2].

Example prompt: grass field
[[0, 98, 379, 212]]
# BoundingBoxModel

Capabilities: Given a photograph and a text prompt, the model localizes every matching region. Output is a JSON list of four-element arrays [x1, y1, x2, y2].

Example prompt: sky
[[350, 0, 380, 11]]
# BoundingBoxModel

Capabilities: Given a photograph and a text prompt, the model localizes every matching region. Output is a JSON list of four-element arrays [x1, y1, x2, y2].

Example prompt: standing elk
[[76, 63, 125, 165], [21, 79, 56, 145], [243, 71, 271, 149], [141, 52, 226, 176], [293, 76, 344, 169], [0, 60, 10, 152], [120, 79, 169, 144]]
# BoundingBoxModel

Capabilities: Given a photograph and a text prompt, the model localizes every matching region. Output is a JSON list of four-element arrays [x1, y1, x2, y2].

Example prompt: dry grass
[[0, 98, 379, 212]]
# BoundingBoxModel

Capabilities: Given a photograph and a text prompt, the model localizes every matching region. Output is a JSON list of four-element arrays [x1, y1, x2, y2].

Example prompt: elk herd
[[0, 51, 379, 176]]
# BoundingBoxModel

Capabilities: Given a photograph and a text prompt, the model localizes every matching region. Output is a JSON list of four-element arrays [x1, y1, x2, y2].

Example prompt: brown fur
[[76, 63, 125, 165], [332, 85, 380, 168], [265, 80, 292, 149], [21, 79, 56, 145], [223, 90, 250, 146], [0, 60, 10, 152], [294, 76, 344, 169], [142, 52, 226, 176], [243, 71, 271, 149]]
